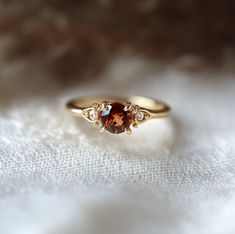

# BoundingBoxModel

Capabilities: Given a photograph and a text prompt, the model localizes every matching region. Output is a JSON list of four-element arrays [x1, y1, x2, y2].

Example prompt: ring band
[[67, 96, 170, 135]]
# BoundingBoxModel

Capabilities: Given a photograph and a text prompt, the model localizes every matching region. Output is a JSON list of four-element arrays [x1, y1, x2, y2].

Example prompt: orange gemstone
[[99, 102, 132, 134]]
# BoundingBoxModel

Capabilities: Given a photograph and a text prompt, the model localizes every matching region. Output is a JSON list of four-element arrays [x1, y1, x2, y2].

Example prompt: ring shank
[[67, 96, 170, 119]]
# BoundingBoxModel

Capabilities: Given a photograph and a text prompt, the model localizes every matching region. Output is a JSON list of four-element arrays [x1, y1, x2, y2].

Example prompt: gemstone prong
[[93, 121, 100, 127], [131, 105, 139, 114], [123, 102, 132, 111], [101, 101, 111, 109], [92, 103, 99, 109], [99, 126, 106, 133], [132, 122, 138, 128], [125, 127, 132, 135]]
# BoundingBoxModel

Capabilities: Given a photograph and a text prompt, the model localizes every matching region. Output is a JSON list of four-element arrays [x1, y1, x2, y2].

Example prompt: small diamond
[[135, 112, 144, 121], [89, 109, 98, 121]]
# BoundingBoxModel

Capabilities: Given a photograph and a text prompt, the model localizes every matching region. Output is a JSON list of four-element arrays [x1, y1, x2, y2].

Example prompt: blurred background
[[0, 0, 235, 86]]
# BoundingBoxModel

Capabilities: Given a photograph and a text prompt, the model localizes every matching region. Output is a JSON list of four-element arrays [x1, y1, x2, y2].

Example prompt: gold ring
[[67, 96, 171, 135]]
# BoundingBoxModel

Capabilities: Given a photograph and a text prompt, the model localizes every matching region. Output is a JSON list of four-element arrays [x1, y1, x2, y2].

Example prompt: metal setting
[[67, 96, 170, 135]]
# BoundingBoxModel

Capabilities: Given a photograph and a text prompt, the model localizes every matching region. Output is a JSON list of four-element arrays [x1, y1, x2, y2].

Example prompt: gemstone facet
[[99, 102, 132, 134]]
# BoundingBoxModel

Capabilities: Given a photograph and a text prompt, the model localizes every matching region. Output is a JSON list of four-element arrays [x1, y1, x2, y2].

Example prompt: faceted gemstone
[[135, 111, 144, 122], [99, 102, 132, 134], [88, 109, 98, 121]]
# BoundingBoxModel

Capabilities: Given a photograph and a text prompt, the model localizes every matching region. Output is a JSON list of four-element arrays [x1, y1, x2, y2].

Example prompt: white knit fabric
[[0, 54, 235, 234]]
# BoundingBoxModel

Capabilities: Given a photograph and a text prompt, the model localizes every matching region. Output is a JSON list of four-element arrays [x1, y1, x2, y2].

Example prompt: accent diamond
[[135, 111, 144, 122], [89, 109, 98, 121]]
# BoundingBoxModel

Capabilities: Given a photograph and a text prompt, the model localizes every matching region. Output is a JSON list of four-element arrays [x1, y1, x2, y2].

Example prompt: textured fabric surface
[[0, 54, 235, 234]]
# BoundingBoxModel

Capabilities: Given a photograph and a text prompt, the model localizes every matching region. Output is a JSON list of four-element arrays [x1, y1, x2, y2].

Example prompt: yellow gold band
[[67, 96, 170, 118]]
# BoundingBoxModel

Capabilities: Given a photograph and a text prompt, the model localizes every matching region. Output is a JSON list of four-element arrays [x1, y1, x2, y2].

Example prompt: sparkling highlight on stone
[[99, 102, 132, 134], [135, 111, 144, 122], [88, 109, 98, 121]]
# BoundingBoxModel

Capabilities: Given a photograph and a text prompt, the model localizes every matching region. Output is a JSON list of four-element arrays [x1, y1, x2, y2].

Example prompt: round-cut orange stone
[[99, 102, 132, 134]]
